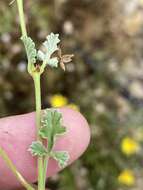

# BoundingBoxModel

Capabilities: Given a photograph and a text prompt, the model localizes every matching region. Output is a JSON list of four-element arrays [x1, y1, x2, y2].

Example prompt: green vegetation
[[1, 0, 143, 189]]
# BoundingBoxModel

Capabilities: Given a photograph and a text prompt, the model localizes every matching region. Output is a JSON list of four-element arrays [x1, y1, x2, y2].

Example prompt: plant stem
[[33, 74, 41, 136], [0, 147, 34, 190], [16, 0, 27, 37], [16, 1, 47, 189], [33, 73, 45, 190], [43, 155, 49, 186]]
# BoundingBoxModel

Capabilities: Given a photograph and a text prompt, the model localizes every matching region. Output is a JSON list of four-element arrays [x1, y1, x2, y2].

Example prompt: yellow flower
[[118, 169, 135, 186], [50, 94, 68, 107], [121, 137, 139, 156], [67, 103, 80, 111]]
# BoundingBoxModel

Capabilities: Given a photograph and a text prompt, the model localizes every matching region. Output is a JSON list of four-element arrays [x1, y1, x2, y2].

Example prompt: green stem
[[0, 147, 34, 190], [16, 1, 45, 189], [33, 73, 45, 190], [33, 74, 41, 136], [43, 155, 49, 186], [16, 1, 48, 189], [16, 0, 27, 37]]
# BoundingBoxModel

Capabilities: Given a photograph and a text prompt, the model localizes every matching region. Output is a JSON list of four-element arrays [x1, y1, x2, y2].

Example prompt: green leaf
[[51, 151, 70, 168], [21, 36, 37, 65], [37, 33, 60, 68], [39, 109, 66, 151], [28, 141, 47, 156], [48, 57, 58, 67]]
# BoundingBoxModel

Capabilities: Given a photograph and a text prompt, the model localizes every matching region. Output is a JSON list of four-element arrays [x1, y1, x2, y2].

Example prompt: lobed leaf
[[37, 33, 60, 68], [48, 57, 58, 67], [28, 141, 47, 156], [51, 151, 70, 168], [39, 109, 66, 151], [21, 36, 37, 64]]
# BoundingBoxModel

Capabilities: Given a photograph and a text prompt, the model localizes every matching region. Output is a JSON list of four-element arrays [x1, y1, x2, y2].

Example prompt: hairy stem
[[43, 155, 49, 186], [16, 0, 27, 37], [0, 147, 34, 190], [16, 1, 45, 189], [33, 74, 41, 136], [33, 73, 45, 190]]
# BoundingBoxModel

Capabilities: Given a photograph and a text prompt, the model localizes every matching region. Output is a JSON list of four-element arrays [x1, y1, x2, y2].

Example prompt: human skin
[[0, 107, 90, 190]]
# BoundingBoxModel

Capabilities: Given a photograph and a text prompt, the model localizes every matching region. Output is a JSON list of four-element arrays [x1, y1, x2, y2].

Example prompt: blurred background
[[1, 0, 143, 189]]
